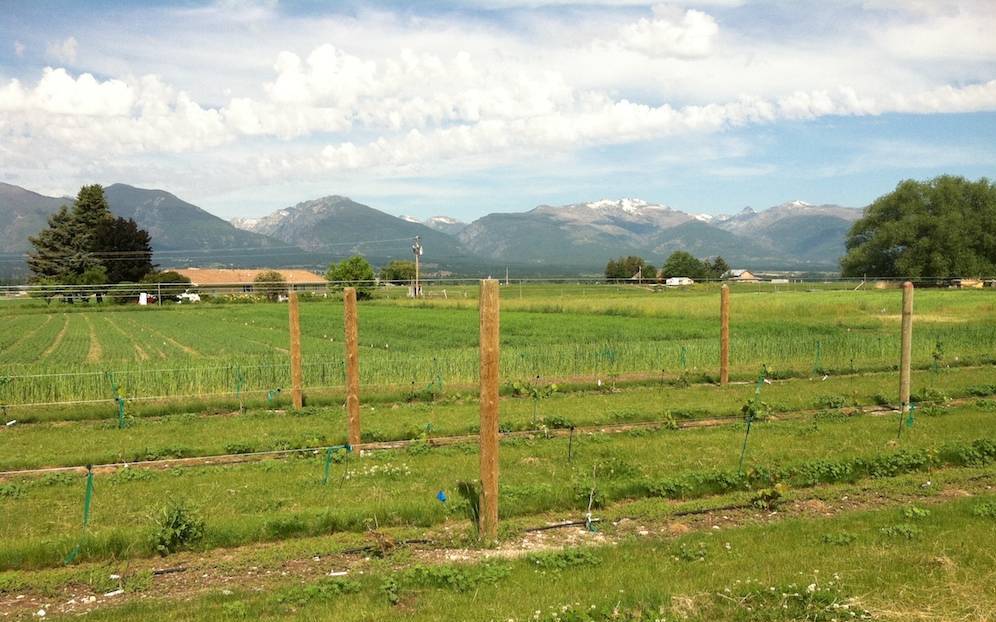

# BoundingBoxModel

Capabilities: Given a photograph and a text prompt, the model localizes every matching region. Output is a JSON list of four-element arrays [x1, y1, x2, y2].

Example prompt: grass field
[[2, 283, 994, 413], [1, 283, 995, 620]]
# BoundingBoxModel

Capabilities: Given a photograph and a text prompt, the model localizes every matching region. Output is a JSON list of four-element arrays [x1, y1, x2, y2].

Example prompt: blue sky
[[1, 0, 994, 221]]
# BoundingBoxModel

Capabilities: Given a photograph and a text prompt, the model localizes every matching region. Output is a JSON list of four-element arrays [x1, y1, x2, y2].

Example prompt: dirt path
[[2, 470, 992, 620], [83, 315, 102, 364], [40, 315, 69, 359]]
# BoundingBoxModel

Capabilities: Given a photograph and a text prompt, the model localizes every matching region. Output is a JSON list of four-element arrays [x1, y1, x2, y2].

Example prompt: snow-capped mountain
[[424, 215, 467, 236], [230, 195, 466, 259], [529, 198, 695, 236]]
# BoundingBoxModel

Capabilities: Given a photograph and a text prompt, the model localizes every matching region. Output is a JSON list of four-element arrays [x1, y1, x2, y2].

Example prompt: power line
[[0, 237, 425, 262]]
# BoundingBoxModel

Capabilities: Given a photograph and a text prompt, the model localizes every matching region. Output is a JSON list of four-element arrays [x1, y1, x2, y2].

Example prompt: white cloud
[[45, 36, 78, 64], [14, 41, 25, 57], [611, 7, 719, 58], [2, 2, 995, 209]]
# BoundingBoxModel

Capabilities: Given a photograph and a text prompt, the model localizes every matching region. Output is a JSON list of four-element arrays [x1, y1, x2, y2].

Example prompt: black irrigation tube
[[3, 395, 989, 481]]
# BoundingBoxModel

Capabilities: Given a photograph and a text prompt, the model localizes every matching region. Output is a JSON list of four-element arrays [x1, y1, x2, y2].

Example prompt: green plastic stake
[[63, 467, 95, 564], [116, 396, 126, 429], [906, 402, 916, 429], [738, 365, 767, 474], [235, 367, 246, 413], [679, 346, 687, 370], [105, 372, 126, 429]]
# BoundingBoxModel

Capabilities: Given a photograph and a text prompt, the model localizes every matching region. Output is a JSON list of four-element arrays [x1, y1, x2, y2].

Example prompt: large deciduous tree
[[841, 176, 996, 278], [661, 251, 707, 279], [379, 259, 416, 283], [605, 256, 650, 280], [327, 255, 375, 299]]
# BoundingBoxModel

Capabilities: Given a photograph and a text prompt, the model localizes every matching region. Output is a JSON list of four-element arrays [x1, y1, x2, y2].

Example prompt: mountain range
[[0, 182, 863, 279]]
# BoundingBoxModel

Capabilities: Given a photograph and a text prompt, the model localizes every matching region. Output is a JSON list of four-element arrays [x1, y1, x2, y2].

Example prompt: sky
[[1, 0, 995, 222]]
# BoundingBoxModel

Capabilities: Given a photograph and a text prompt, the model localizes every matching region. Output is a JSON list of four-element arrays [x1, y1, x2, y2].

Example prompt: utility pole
[[505, 266, 509, 286], [411, 236, 423, 298]]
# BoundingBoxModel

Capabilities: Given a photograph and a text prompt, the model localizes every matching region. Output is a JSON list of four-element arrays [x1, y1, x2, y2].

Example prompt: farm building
[[952, 278, 984, 289], [721, 269, 759, 282], [175, 268, 328, 291], [665, 277, 694, 286]]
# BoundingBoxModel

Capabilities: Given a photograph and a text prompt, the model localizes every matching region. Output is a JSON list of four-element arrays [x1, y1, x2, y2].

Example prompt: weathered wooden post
[[720, 284, 730, 385], [288, 290, 304, 410], [343, 287, 362, 447], [899, 281, 914, 413], [479, 279, 500, 539]]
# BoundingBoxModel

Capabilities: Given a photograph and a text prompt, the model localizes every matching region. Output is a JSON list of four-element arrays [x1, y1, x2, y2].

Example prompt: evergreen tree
[[705, 256, 730, 279], [27, 184, 155, 285], [93, 217, 155, 283], [27, 206, 77, 279]]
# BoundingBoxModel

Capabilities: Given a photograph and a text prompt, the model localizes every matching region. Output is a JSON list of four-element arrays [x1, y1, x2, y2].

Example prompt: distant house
[[721, 269, 759, 282], [173, 268, 327, 289], [665, 277, 694, 286]]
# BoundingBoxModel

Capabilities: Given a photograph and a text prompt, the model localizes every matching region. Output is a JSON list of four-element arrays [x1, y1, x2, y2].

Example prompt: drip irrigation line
[[1, 396, 970, 480]]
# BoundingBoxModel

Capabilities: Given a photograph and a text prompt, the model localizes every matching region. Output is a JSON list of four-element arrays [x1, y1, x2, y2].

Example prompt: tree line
[[605, 252, 729, 281]]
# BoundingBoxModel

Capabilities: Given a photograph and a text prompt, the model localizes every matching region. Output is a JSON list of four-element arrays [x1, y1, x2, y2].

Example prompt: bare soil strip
[[2, 469, 992, 619], [40, 315, 69, 359], [83, 315, 102, 364]]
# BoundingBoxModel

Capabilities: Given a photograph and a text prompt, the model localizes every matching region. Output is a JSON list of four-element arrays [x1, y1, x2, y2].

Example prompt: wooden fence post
[[720, 284, 730, 386], [344, 287, 362, 447], [899, 281, 914, 413], [479, 279, 500, 539], [288, 290, 303, 410]]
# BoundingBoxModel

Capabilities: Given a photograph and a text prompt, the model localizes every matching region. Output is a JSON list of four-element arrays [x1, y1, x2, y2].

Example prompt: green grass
[[2, 365, 995, 470], [2, 402, 995, 570], [2, 286, 994, 413], [35, 492, 996, 621], [2, 284, 995, 619]]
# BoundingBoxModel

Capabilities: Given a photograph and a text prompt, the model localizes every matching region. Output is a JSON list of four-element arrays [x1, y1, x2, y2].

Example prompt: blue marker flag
[[436, 490, 447, 503]]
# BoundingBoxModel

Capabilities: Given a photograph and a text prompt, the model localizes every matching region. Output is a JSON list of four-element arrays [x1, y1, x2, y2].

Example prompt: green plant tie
[[267, 388, 281, 406], [63, 467, 94, 564], [322, 444, 352, 485]]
